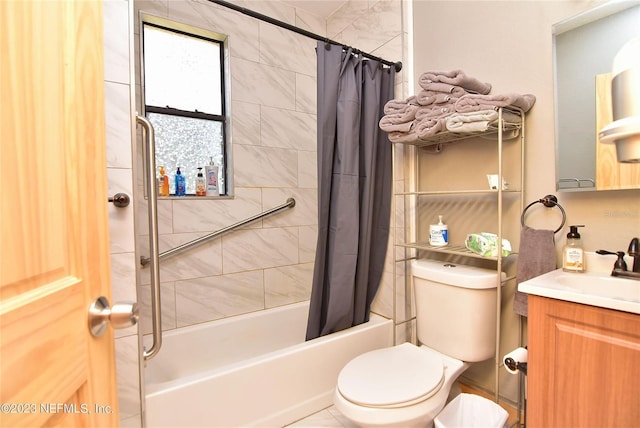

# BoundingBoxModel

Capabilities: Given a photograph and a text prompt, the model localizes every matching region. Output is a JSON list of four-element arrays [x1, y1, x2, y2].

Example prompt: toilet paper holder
[[503, 346, 528, 375], [504, 358, 527, 375]]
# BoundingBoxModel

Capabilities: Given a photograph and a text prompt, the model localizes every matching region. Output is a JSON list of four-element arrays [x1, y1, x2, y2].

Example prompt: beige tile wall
[[105, 1, 407, 426]]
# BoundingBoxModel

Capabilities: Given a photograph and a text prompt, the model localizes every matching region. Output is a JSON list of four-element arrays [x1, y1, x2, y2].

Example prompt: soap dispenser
[[195, 167, 206, 196], [175, 166, 186, 197], [563, 225, 585, 273]]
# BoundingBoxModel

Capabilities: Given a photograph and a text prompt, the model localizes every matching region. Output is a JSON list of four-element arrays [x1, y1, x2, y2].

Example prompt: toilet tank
[[411, 259, 505, 362]]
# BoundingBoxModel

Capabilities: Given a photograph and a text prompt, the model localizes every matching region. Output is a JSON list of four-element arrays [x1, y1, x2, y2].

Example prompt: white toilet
[[334, 259, 504, 428]]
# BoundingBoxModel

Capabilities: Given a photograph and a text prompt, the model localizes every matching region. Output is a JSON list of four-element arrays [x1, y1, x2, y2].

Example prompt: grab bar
[[137, 115, 162, 361], [140, 197, 296, 267]]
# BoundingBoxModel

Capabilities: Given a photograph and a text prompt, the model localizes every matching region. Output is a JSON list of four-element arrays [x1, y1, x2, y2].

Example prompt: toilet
[[334, 259, 504, 428]]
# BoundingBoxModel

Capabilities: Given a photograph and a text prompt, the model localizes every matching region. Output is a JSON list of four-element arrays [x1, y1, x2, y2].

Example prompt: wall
[[412, 0, 640, 402], [104, 1, 407, 426]]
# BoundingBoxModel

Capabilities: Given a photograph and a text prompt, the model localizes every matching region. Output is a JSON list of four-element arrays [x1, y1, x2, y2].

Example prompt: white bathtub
[[144, 301, 393, 427]]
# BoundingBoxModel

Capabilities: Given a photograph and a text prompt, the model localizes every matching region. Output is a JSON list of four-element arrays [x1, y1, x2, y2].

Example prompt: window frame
[[139, 14, 233, 198]]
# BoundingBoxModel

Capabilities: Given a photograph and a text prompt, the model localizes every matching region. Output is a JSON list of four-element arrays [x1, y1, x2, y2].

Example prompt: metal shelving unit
[[393, 107, 526, 410]]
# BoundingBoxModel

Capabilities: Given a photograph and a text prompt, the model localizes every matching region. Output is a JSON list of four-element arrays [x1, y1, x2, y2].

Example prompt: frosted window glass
[[149, 113, 225, 195], [144, 25, 222, 115]]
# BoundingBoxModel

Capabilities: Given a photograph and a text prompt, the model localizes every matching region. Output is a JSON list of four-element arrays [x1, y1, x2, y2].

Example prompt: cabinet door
[[528, 296, 640, 427]]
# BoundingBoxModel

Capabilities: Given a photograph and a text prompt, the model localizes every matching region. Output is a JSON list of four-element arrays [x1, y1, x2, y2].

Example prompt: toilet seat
[[337, 343, 444, 409]]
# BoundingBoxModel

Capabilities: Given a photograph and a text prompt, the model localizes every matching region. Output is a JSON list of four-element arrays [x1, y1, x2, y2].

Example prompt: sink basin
[[520, 269, 640, 314]]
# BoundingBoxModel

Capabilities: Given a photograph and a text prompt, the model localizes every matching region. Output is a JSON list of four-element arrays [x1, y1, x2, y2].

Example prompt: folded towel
[[455, 93, 537, 113], [388, 129, 419, 144], [416, 91, 455, 106], [379, 117, 415, 133], [415, 105, 455, 121], [513, 226, 557, 317], [419, 70, 492, 94], [446, 110, 499, 133], [383, 96, 420, 114], [416, 117, 447, 139], [445, 109, 522, 133]]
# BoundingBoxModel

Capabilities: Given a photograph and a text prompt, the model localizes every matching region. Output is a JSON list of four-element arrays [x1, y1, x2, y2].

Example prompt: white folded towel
[[446, 110, 499, 133]]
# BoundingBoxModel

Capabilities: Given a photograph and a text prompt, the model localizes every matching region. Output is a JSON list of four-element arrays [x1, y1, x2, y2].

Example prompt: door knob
[[108, 192, 130, 208], [88, 296, 139, 337]]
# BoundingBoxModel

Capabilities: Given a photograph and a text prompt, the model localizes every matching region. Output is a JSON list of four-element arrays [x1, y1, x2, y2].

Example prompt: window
[[141, 18, 229, 196]]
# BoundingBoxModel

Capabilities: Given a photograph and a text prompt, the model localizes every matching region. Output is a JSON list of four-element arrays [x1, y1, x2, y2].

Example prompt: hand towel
[[418, 69, 492, 94], [513, 225, 557, 317], [455, 93, 537, 113]]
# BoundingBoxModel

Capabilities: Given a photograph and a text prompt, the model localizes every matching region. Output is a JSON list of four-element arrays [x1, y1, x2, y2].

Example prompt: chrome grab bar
[[136, 115, 162, 361], [140, 197, 296, 267]]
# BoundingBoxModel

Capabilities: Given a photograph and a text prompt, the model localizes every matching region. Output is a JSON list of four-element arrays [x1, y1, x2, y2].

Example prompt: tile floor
[[286, 406, 356, 427], [285, 383, 520, 427]]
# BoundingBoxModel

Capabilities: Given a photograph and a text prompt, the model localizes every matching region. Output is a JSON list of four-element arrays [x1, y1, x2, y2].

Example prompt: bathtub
[[144, 301, 393, 427]]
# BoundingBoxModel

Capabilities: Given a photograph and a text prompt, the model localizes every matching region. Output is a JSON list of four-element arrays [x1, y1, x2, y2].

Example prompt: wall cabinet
[[528, 295, 640, 427], [393, 108, 525, 399]]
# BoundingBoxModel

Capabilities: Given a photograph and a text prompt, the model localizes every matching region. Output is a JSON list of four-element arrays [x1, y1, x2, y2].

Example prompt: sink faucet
[[596, 237, 640, 281], [629, 237, 639, 273]]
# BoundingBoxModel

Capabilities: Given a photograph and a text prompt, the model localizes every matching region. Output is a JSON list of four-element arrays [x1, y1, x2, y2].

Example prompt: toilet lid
[[337, 343, 444, 408]]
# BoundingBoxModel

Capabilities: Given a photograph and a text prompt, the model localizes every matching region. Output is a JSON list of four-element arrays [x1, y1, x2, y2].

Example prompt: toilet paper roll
[[503, 347, 528, 374]]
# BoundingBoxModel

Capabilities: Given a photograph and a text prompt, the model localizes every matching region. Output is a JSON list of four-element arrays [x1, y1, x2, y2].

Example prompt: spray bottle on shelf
[[158, 166, 169, 197], [563, 225, 585, 273], [195, 167, 206, 196], [205, 157, 219, 197], [174, 166, 186, 197]]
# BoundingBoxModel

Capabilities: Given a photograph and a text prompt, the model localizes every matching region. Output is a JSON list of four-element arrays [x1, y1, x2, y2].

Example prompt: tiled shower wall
[[104, 0, 408, 426]]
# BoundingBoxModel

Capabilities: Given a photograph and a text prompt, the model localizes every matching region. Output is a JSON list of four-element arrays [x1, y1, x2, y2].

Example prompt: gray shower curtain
[[306, 42, 396, 340]]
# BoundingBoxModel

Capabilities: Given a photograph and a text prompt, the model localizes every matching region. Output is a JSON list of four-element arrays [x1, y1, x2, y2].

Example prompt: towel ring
[[520, 194, 566, 234]]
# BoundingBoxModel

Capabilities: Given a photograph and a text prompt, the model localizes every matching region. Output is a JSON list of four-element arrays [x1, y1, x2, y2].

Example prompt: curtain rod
[[207, 0, 402, 72]]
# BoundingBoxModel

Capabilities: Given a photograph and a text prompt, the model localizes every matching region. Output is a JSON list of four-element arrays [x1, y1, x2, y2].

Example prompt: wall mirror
[[554, 1, 640, 192]]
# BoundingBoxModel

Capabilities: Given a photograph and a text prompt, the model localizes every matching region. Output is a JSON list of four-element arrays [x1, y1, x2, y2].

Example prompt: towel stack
[[379, 70, 536, 144]]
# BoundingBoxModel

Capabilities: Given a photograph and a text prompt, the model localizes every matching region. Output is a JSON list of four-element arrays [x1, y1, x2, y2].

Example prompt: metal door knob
[[108, 192, 130, 208], [88, 296, 139, 337]]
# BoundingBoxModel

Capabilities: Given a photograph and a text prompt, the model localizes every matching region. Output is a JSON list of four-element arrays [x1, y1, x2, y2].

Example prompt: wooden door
[[1, 1, 120, 427]]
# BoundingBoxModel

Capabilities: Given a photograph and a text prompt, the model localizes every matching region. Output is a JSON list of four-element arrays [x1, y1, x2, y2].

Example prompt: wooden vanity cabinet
[[527, 295, 640, 427]]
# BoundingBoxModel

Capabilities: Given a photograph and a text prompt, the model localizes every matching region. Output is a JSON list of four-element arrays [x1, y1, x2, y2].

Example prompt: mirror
[[554, 1, 640, 191]]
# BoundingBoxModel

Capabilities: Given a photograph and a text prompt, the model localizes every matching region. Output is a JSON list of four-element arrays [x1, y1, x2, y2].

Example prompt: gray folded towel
[[513, 225, 557, 317], [419, 70, 492, 94], [455, 93, 537, 113]]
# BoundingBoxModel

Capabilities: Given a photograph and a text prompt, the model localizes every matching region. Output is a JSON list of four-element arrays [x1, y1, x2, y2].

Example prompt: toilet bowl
[[334, 259, 504, 427], [334, 343, 469, 428]]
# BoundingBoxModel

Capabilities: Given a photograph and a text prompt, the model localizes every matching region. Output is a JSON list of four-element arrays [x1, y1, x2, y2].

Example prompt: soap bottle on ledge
[[158, 166, 169, 197], [563, 225, 585, 273], [174, 166, 186, 197], [195, 167, 206, 196], [205, 157, 219, 197]]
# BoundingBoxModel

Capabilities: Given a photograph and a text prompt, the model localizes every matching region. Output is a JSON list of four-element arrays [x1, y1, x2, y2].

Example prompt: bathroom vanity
[[521, 265, 640, 426]]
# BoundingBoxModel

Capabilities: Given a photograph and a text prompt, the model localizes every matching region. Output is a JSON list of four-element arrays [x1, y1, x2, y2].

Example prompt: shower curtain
[[306, 42, 396, 340]]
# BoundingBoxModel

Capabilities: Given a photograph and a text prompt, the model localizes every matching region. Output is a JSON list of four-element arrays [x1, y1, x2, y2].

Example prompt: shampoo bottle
[[429, 215, 449, 247], [158, 166, 169, 197], [563, 225, 585, 273], [174, 166, 186, 197], [205, 157, 219, 197], [195, 167, 206, 196]]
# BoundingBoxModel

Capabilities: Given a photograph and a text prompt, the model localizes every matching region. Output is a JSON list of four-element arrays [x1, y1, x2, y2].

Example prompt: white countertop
[[519, 252, 640, 314]]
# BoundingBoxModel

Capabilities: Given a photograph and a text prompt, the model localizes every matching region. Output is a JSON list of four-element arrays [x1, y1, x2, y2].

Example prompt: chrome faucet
[[596, 237, 640, 281]]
